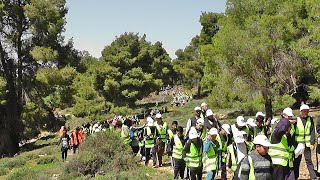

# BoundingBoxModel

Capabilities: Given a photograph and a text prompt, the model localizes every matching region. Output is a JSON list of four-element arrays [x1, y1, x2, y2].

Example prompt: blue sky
[[64, 0, 226, 58]]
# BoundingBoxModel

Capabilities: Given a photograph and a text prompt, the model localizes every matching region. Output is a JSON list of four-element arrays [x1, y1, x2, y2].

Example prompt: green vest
[[168, 129, 174, 139], [227, 144, 237, 171], [268, 135, 293, 167], [172, 135, 183, 159], [156, 122, 168, 143], [121, 128, 132, 145], [203, 140, 217, 172], [186, 142, 202, 168], [145, 127, 155, 148], [295, 117, 312, 147], [217, 134, 228, 162]]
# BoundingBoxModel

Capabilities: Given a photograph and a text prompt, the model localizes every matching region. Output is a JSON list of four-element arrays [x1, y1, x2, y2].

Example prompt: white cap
[[253, 135, 272, 147], [196, 118, 204, 125], [236, 116, 246, 127], [246, 118, 257, 127], [271, 118, 279, 125], [189, 127, 198, 139], [300, 104, 310, 111], [208, 128, 218, 135], [201, 102, 207, 107], [221, 124, 231, 134], [206, 109, 213, 117], [194, 106, 201, 111], [147, 117, 154, 126], [255, 112, 265, 117], [155, 113, 162, 119], [240, 130, 247, 135], [283, 107, 294, 117], [234, 131, 244, 143]]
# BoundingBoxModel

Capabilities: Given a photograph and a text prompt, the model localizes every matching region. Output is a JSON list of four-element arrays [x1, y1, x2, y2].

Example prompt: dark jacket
[[204, 117, 221, 131], [271, 118, 294, 146]]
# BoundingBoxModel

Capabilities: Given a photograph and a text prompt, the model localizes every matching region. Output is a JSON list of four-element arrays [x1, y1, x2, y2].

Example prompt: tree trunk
[[197, 84, 201, 98], [265, 98, 273, 119]]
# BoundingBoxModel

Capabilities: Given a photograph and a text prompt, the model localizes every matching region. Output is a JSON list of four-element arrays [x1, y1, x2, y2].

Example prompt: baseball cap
[[283, 107, 294, 117], [236, 116, 246, 127], [194, 106, 201, 111], [221, 124, 231, 134], [247, 118, 257, 127], [234, 131, 244, 143], [196, 118, 204, 125], [253, 135, 272, 147], [147, 117, 154, 126], [255, 112, 265, 117], [208, 128, 218, 135], [300, 104, 310, 111], [206, 109, 213, 117], [201, 102, 207, 107], [155, 113, 162, 119], [189, 127, 198, 139]]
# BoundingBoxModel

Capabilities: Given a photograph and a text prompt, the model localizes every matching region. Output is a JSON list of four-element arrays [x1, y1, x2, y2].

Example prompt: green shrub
[[24, 152, 39, 161], [0, 167, 9, 176], [36, 155, 58, 165], [273, 94, 296, 112], [2, 158, 26, 169], [38, 146, 57, 156], [7, 167, 32, 180]]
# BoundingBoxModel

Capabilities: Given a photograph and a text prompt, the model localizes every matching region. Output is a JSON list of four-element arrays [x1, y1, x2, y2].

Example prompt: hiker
[[203, 128, 219, 180], [204, 109, 221, 131], [269, 107, 295, 180], [167, 121, 178, 167], [121, 119, 132, 145], [217, 124, 231, 180], [186, 106, 202, 136], [246, 118, 257, 142], [227, 140, 238, 178], [71, 127, 81, 154], [195, 118, 206, 141], [58, 126, 65, 137], [143, 117, 158, 166], [171, 126, 186, 179], [231, 116, 249, 165], [237, 135, 273, 180], [78, 127, 85, 143], [58, 128, 71, 161], [293, 104, 317, 180], [130, 119, 145, 156], [256, 115, 268, 136], [154, 113, 168, 167], [200, 102, 209, 119], [184, 127, 203, 180]]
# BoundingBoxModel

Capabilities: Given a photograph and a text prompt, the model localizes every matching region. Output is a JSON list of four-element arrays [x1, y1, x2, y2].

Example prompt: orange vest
[[71, 131, 80, 145], [79, 130, 84, 143]]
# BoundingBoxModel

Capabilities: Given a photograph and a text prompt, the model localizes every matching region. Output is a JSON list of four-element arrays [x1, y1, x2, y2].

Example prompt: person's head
[[63, 129, 67, 135], [241, 131, 248, 140], [246, 118, 257, 130], [194, 106, 201, 117], [146, 117, 154, 127], [300, 104, 310, 118], [201, 102, 208, 112], [221, 124, 231, 136], [176, 126, 184, 138], [253, 135, 272, 156], [155, 113, 162, 123], [195, 118, 204, 130], [172, 121, 178, 129], [76, 127, 80, 132], [236, 116, 246, 129], [189, 127, 198, 141], [256, 115, 264, 127], [207, 128, 218, 141], [282, 107, 294, 120], [206, 109, 214, 121]]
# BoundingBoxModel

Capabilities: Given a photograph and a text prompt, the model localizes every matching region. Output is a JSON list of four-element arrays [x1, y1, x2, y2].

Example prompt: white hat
[[300, 104, 310, 111], [236, 116, 246, 127], [189, 127, 198, 139], [246, 118, 257, 127], [196, 118, 204, 125], [240, 130, 247, 135], [201, 102, 207, 107], [206, 109, 213, 117], [147, 117, 154, 126], [221, 124, 231, 134], [155, 113, 162, 119], [283, 107, 294, 117], [271, 118, 279, 125], [194, 106, 201, 111], [255, 112, 265, 117], [208, 128, 218, 135], [253, 135, 272, 147], [234, 131, 244, 143]]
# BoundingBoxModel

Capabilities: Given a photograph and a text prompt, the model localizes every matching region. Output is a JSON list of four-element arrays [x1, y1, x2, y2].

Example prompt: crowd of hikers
[[57, 102, 320, 180]]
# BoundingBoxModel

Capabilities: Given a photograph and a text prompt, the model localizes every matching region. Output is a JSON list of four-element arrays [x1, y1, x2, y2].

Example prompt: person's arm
[[203, 139, 211, 153], [310, 117, 316, 145], [186, 119, 191, 135], [238, 157, 250, 180], [316, 118, 320, 134]]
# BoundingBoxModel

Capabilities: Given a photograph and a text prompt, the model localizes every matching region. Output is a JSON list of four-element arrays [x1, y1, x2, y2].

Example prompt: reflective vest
[[71, 131, 79, 145], [121, 127, 132, 145], [186, 142, 202, 168], [145, 127, 155, 148], [255, 126, 266, 136], [268, 135, 293, 167], [196, 128, 207, 141], [295, 117, 312, 147], [168, 129, 174, 139], [203, 140, 217, 172], [227, 144, 237, 171], [172, 135, 183, 159], [217, 134, 228, 162], [156, 122, 168, 143]]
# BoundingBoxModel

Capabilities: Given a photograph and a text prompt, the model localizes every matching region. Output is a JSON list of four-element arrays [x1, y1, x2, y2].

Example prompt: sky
[[64, 0, 226, 59]]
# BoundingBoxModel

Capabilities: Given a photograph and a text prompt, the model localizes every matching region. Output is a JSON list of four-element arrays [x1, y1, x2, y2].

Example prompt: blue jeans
[[206, 170, 216, 180]]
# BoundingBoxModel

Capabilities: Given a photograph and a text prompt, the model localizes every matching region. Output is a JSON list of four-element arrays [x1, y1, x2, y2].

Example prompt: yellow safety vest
[[156, 122, 168, 143], [217, 134, 228, 162], [295, 117, 312, 147], [227, 144, 237, 171], [121, 127, 132, 145], [145, 127, 155, 148], [168, 129, 174, 139], [172, 135, 183, 159], [186, 142, 202, 168], [203, 140, 217, 172], [268, 135, 293, 167]]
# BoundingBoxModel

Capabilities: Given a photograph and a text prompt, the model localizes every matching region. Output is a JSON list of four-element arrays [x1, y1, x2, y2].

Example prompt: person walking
[[293, 104, 317, 180], [237, 135, 273, 180], [143, 117, 158, 166], [171, 126, 186, 180], [167, 121, 178, 167], [184, 127, 203, 180], [195, 118, 207, 141], [204, 109, 221, 131], [154, 113, 168, 167], [269, 107, 295, 180], [217, 124, 231, 180], [203, 128, 219, 180], [186, 106, 202, 136], [71, 127, 81, 154], [58, 129, 71, 162]]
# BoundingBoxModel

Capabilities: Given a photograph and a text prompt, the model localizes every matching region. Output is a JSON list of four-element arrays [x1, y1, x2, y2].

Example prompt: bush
[[36, 155, 58, 165], [6, 167, 32, 180], [0, 167, 9, 176], [273, 94, 296, 112], [24, 153, 39, 161], [2, 158, 26, 169], [38, 146, 57, 156]]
